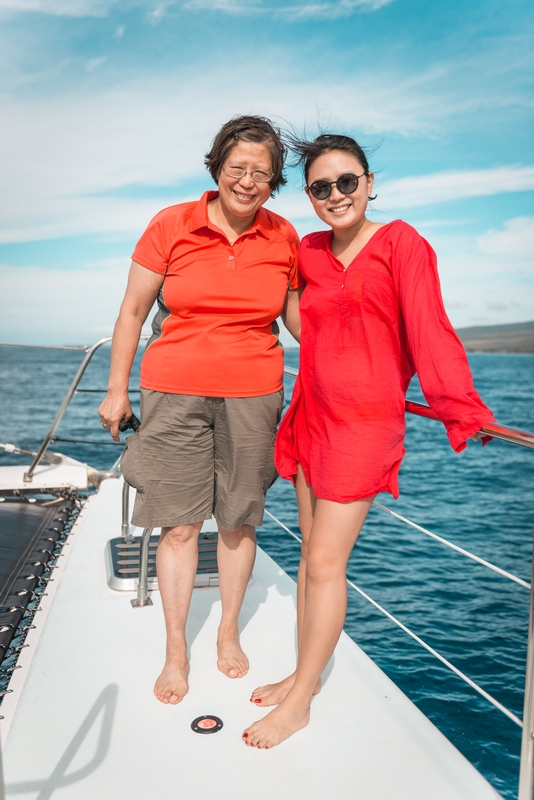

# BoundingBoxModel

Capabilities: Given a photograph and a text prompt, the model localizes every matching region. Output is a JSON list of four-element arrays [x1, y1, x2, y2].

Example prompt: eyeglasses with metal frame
[[223, 164, 273, 183], [308, 171, 369, 200]]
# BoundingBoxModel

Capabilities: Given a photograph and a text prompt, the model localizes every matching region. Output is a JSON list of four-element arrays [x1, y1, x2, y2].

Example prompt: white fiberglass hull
[[2, 478, 500, 799]]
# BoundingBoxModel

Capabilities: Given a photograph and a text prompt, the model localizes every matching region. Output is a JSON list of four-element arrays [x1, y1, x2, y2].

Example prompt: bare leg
[[154, 522, 202, 704], [250, 465, 321, 706], [243, 495, 374, 748], [216, 523, 256, 678]]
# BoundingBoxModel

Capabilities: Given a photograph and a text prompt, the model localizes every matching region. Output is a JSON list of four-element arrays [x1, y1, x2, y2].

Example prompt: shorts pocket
[[120, 432, 145, 491], [263, 390, 284, 491]]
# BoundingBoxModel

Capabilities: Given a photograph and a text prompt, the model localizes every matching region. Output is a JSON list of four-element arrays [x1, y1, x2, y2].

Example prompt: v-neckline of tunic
[[327, 219, 399, 271]]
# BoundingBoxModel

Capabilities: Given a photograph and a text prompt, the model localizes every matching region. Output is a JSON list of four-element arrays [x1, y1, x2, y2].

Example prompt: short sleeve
[[392, 224, 495, 452], [131, 209, 172, 275], [285, 223, 302, 290]]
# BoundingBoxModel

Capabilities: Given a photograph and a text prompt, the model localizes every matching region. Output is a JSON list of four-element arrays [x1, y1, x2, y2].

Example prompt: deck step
[[105, 532, 219, 591]]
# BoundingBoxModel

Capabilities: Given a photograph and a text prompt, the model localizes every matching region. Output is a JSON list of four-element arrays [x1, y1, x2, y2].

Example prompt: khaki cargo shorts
[[121, 388, 284, 530]]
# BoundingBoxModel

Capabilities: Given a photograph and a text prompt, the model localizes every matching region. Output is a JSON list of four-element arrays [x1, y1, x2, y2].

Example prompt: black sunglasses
[[308, 171, 368, 200]]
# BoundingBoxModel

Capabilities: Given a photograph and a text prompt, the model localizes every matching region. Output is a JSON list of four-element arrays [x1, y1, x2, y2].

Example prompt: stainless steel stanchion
[[131, 527, 154, 608], [519, 533, 534, 800], [121, 480, 134, 543], [0, 728, 5, 800]]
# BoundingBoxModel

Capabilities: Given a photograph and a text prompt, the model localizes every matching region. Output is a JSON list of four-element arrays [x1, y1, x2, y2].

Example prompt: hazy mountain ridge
[[456, 321, 534, 353]]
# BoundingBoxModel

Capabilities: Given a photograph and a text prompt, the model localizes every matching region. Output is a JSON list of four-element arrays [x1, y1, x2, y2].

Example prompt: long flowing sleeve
[[393, 226, 495, 452]]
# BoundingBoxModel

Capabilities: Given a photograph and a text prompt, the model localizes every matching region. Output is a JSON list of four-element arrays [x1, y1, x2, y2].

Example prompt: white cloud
[[86, 56, 108, 71], [414, 223, 534, 328], [274, 0, 394, 19], [0, 40, 532, 243], [0, 0, 118, 16], [477, 217, 534, 259], [0, 262, 129, 344], [184, 0, 261, 10], [0, 196, 181, 244], [0, 0, 392, 17], [183, 0, 393, 16], [0, 63, 485, 242], [146, 3, 171, 23], [377, 166, 534, 210]]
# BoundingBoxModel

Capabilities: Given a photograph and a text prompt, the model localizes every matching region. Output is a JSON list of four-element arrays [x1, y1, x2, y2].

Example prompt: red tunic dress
[[275, 220, 495, 502]]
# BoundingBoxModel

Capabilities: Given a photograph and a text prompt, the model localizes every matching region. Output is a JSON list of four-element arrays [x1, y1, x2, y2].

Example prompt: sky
[[0, 0, 532, 346]]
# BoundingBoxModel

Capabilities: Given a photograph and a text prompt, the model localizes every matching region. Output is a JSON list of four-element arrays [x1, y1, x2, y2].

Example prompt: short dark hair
[[204, 115, 287, 196], [286, 133, 371, 185]]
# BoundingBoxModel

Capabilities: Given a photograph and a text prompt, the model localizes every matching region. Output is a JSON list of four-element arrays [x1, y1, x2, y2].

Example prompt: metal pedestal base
[[131, 596, 153, 609]]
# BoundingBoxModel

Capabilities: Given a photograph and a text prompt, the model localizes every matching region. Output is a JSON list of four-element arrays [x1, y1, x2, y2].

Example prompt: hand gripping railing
[[21, 336, 149, 482], [282, 365, 534, 798], [23, 337, 113, 482], [405, 399, 534, 450], [284, 366, 534, 450]]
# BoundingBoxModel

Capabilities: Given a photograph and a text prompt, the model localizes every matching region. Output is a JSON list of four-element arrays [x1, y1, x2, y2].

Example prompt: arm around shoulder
[[281, 287, 302, 344]]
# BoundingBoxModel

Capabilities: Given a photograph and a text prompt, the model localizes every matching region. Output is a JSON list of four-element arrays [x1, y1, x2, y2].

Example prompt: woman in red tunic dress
[[243, 134, 495, 749]]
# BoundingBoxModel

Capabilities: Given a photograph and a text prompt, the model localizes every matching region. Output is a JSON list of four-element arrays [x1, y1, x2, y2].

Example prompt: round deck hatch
[[191, 715, 223, 734]]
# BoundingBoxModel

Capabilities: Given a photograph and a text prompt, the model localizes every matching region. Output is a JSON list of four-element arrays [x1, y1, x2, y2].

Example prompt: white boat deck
[[0, 457, 88, 492], [2, 478, 501, 799]]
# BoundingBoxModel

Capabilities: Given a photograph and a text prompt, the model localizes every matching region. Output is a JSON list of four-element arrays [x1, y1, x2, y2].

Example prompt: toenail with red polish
[[254, 699, 261, 704], [243, 733, 248, 738]]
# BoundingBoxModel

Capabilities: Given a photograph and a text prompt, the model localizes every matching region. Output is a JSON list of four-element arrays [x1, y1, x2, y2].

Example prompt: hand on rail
[[98, 392, 133, 443]]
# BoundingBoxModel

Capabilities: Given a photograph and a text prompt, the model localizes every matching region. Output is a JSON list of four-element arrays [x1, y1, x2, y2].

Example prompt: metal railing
[[22, 337, 113, 482], [405, 399, 534, 450], [121, 480, 134, 544], [121, 480, 153, 608], [18, 337, 149, 482], [284, 365, 534, 450], [264, 506, 525, 725]]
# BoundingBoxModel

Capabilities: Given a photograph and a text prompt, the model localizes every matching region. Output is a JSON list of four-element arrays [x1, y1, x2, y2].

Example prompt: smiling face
[[217, 140, 273, 222], [305, 150, 374, 231]]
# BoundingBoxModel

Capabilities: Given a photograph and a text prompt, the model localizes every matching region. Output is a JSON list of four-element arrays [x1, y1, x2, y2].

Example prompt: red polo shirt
[[132, 191, 300, 397]]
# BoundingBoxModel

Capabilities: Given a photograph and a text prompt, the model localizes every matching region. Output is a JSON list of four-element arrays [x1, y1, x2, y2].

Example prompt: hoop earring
[[368, 194, 377, 201]]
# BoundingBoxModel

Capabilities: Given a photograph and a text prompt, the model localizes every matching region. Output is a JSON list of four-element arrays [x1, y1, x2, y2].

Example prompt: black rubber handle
[[118, 414, 141, 433]]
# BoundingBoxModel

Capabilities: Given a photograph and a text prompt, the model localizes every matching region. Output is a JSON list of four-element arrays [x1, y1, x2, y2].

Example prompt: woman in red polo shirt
[[98, 116, 300, 707]]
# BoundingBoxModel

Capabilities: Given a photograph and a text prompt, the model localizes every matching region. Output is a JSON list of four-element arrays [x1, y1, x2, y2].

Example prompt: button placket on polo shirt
[[226, 246, 236, 271]]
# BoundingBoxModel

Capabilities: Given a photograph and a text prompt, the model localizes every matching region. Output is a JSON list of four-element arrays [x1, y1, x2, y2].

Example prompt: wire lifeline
[[263, 507, 523, 728], [51, 437, 122, 446], [373, 502, 530, 589], [0, 343, 88, 350]]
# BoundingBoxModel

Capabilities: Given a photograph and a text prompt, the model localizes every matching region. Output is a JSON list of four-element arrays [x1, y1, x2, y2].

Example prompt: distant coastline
[[455, 321, 534, 353], [284, 321, 534, 353]]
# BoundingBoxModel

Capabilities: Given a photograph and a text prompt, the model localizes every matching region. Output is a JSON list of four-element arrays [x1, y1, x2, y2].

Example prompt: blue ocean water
[[1, 344, 533, 799]]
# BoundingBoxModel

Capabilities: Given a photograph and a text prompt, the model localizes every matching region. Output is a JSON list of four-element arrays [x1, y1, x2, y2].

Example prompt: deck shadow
[[5, 683, 118, 799]]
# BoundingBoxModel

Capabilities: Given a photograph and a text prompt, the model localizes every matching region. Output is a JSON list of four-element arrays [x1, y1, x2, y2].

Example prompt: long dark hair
[[285, 132, 375, 200]]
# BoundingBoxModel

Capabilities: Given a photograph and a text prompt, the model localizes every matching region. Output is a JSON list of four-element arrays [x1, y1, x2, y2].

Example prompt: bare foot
[[217, 638, 249, 678], [250, 672, 321, 706], [243, 698, 310, 749], [154, 657, 189, 704]]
